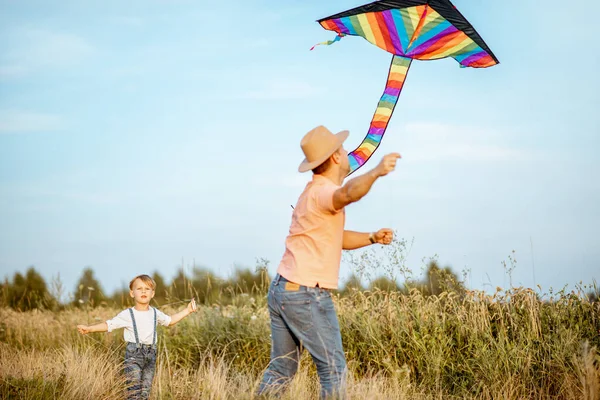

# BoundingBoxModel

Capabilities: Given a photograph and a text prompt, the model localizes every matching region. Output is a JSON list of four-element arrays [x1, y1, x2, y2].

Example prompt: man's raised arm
[[333, 153, 401, 210]]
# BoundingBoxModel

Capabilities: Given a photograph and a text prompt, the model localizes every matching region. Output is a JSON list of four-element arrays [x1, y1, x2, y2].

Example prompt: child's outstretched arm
[[77, 322, 108, 335], [168, 298, 197, 326]]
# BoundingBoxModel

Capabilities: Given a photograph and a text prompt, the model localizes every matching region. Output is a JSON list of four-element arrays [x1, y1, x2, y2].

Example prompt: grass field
[[1, 285, 599, 399]]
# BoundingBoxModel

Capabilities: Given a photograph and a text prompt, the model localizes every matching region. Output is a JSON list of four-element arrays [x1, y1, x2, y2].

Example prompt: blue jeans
[[258, 274, 347, 399], [124, 342, 157, 400]]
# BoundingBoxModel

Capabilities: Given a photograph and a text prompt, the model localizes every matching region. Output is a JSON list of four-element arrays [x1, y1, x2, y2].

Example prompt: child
[[77, 274, 197, 399]]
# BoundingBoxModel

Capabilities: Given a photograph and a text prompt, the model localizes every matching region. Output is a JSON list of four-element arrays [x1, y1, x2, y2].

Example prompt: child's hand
[[187, 298, 197, 314], [77, 325, 90, 335]]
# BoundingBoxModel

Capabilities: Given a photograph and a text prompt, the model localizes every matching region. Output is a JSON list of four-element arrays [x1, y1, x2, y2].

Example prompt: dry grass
[[1, 287, 599, 399], [0, 344, 126, 399]]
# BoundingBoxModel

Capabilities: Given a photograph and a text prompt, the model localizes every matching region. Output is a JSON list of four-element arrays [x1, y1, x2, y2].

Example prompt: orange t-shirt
[[277, 174, 345, 289]]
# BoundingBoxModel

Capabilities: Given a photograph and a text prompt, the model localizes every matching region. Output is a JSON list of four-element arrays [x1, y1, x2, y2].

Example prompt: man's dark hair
[[312, 157, 333, 175]]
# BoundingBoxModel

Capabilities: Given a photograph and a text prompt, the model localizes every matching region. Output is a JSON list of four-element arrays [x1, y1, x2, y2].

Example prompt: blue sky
[[1, 0, 598, 296]]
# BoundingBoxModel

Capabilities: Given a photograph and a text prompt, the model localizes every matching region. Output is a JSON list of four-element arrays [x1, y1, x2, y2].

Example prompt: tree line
[[0, 258, 474, 312]]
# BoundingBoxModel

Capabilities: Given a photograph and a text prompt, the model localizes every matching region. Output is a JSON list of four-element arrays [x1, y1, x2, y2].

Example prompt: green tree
[[340, 273, 364, 296], [369, 276, 401, 292], [11, 272, 26, 307], [416, 261, 466, 296], [4, 267, 54, 310], [152, 271, 168, 306], [0, 278, 10, 308], [226, 266, 270, 296], [190, 267, 222, 304], [167, 268, 196, 304], [109, 285, 131, 308], [73, 267, 105, 307]]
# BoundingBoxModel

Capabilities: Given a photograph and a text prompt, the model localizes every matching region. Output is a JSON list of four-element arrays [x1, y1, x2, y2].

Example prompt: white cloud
[[240, 78, 322, 100], [0, 28, 94, 76], [0, 110, 65, 133], [399, 122, 526, 163]]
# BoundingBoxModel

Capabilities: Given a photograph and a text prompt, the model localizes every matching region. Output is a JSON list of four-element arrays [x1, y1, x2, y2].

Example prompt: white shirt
[[106, 307, 171, 345]]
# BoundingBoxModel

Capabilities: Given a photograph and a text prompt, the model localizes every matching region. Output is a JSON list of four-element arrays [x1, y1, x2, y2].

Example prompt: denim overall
[[124, 307, 157, 400]]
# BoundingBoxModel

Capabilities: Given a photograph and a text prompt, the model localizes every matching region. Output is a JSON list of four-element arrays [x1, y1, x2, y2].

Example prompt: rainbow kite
[[313, 0, 499, 175]]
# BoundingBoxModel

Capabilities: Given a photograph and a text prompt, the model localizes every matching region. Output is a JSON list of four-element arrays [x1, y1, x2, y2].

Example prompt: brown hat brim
[[298, 130, 349, 173]]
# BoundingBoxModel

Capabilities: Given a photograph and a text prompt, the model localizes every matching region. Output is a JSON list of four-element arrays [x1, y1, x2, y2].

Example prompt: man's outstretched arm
[[343, 229, 394, 250], [333, 153, 401, 210]]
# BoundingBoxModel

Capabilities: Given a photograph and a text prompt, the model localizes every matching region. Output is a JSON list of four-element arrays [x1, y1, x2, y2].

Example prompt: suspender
[[128, 308, 140, 348], [128, 307, 157, 349], [152, 307, 157, 349]]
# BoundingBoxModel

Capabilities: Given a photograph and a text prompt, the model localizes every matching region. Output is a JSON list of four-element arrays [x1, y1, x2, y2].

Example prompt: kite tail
[[347, 55, 412, 175], [310, 33, 346, 51]]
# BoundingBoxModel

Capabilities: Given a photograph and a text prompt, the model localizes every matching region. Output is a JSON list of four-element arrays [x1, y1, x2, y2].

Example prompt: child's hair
[[129, 274, 156, 291]]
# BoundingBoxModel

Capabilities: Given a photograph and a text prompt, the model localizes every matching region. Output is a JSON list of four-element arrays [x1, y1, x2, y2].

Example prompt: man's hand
[[77, 325, 90, 335], [187, 298, 197, 314], [374, 153, 401, 177], [333, 152, 402, 210], [373, 228, 394, 245]]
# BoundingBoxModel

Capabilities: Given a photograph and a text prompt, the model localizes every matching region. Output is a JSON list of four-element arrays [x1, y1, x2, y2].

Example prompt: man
[[257, 126, 401, 399]]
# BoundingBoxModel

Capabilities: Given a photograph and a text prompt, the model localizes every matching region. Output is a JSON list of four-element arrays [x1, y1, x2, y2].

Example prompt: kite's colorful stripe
[[320, 5, 496, 68], [348, 55, 411, 173]]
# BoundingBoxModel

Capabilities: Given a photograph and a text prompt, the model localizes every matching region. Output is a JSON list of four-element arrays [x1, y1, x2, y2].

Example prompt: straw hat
[[298, 125, 349, 173]]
